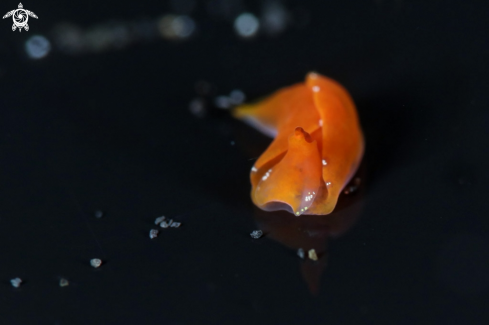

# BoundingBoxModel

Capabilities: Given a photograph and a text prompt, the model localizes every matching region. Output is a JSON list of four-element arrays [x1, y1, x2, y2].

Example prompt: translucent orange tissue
[[233, 72, 364, 216]]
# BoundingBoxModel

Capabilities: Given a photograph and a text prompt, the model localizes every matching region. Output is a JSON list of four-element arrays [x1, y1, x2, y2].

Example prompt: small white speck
[[250, 230, 263, 239], [90, 258, 102, 268], [295, 211, 300, 216], [326, 182, 331, 186], [59, 278, 69, 287], [312, 86, 320, 92], [94, 210, 104, 218], [304, 207, 308, 210], [308, 249, 318, 261], [10, 278, 22, 288], [319, 119, 323, 127], [170, 222, 181, 228], [261, 168, 272, 181], [313, 192, 316, 195], [322, 159, 327, 166], [149, 229, 159, 239], [301, 208, 304, 212], [251, 166, 258, 172], [154, 216, 166, 225], [297, 248, 305, 259]]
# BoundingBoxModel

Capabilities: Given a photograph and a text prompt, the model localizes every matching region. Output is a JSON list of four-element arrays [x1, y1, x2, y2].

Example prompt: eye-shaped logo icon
[[3, 3, 38, 32]]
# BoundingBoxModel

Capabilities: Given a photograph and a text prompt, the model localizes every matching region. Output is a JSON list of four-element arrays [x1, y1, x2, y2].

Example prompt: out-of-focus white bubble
[[261, 0, 289, 36], [25, 35, 51, 59], [229, 89, 246, 105], [189, 98, 207, 118], [130, 19, 158, 42], [85, 26, 113, 52], [158, 15, 196, 40], [172, 16, 196, 38], [52, 23, 86, 55], [109, 24, 131, 49], [214, 95, 232, 109], [234, 13, 260, 38]]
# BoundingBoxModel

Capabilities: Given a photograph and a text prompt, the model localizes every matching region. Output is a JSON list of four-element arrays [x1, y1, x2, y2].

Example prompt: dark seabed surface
[[0, 0, 488, 324]]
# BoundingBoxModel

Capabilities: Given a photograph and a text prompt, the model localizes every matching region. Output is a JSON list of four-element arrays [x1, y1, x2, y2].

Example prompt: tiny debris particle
[[250, 230, 263, 239], [149, 229, 159, 239], [10, 278, 22, 288], [344, 177, 362, 195], [90, 258, 102, 268], [308, 249, 318, 261], [160, 221, 170, 228], [154, 216, 166, 225], [297, 248, 305, 259], [59, 278, 69, 287], [94, 210, 104, 218], [170, 222, 181, 228]]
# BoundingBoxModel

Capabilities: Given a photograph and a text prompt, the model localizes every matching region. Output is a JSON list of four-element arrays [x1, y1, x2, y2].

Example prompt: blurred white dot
[[158, 15, 196, 40], [214, 95, 232, 109], [234, 13, 260, 38], [173, 16, 196, 38], [25, 35, 51, 59], [52, 23, 85, 55], [189, 98, 206, 118], [261, 0, 289, 36], [229, 89, 246, 105]]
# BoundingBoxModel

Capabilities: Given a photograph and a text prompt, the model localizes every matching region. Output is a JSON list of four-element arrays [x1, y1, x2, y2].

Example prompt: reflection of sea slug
[[233, 72, 364, 216]]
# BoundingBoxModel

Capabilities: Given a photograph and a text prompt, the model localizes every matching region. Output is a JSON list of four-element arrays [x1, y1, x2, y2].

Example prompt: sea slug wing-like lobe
[[305, 73, 365, 215], [233, 83, 321, 172], [253, 127, 322, 216]]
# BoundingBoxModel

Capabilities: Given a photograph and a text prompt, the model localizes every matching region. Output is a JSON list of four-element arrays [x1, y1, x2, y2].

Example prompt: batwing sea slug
[[233, 72, 364, 216]]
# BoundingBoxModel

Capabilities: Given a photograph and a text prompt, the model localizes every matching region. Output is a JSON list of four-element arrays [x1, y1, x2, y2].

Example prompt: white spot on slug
[[261, 168, 273, 181], [309, 72, 319, 79]]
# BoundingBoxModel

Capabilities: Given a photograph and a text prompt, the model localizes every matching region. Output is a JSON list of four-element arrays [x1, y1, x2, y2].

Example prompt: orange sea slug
[[233, 72, 364, 216]]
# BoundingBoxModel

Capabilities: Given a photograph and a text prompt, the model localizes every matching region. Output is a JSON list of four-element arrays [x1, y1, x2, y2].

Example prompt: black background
[[1, 0, 488, 324]]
